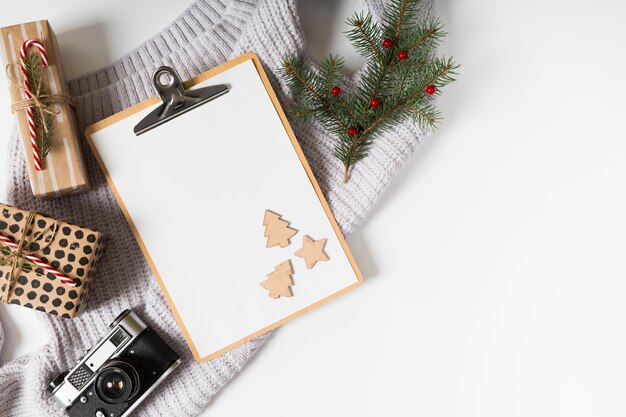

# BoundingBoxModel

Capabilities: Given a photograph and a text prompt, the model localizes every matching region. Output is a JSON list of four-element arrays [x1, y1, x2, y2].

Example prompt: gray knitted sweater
[[0, 0, 432, 415]]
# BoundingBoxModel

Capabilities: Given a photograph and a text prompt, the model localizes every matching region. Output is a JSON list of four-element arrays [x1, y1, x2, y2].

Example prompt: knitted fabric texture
[[0, 0, 433, 415]]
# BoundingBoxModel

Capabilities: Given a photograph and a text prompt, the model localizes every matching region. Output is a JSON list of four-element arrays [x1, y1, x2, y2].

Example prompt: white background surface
[[1, 1, 626, 417]]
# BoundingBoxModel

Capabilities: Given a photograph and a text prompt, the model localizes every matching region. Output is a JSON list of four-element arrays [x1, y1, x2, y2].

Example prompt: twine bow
[[0, 211, 77, 304], [8, 82, 73, 119]]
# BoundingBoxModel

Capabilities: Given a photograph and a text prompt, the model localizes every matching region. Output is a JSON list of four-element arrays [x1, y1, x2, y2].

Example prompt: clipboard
[[85, 53, 362, 362]]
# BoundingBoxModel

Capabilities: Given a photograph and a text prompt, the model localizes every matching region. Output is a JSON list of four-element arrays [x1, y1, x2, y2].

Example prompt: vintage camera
[[48, 310, 181, 417]]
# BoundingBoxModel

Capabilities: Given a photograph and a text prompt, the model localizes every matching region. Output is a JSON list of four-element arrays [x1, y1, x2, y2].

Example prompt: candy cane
[[19, 39, 49, 172], [0, 235, 77, 287]]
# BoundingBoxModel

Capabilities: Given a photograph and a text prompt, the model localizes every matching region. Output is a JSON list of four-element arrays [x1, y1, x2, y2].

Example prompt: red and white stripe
[[0, 235, 77, 287], [19, 39, 49, 172]]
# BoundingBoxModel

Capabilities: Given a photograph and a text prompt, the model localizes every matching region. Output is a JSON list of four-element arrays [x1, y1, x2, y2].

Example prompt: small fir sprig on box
[[23, 52, 53, 160], [279, 0, 458, 183]]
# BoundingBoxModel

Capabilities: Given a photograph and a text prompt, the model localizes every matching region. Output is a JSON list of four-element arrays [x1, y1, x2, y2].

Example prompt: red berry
[[397, 50, 408, 60], [383, 38, 394, 48], [331, 86, 341, 96], [425, 85, 436, 95], [370, 98, 380, 108], [347, 127, 357, 136]]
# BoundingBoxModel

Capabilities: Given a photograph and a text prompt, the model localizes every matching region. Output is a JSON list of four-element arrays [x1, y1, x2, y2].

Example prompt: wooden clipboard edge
[[84, 52, 363, 362]]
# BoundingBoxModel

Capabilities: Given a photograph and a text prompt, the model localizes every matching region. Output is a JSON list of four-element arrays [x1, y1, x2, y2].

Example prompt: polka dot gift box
[[0, 203, 105, 318]]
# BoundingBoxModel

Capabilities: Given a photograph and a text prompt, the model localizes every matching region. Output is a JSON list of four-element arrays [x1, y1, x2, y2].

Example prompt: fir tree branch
[[383, 0, 419, 39], [320, 55, 344, 93], [407, 105, 441, 130], [279, 0, 458, 184], [406, 19, 445, 52], [24, 52, 53, 160], [339, 57, 458, 182], [395, 67, 410, 98], [293, 105, 324, 122], [281, 58, 323, 102], [338, 97, 364, 126], [347, 12, 391, 102], [346, 13, 384, 62], [360, 57, 458, 138], [393, 0, 412, 38], [280, 56, 350, 133]]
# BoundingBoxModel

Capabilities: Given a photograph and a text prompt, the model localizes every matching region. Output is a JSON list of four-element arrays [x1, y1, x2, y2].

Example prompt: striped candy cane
[[19, 39, 49, 172], [0, 235, 77, 287]]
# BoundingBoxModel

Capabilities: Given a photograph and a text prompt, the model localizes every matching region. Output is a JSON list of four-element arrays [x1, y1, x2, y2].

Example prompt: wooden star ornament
[[295, 235, 329, 269]]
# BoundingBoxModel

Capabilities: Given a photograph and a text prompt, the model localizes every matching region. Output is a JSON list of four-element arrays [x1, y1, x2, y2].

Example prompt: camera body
[[49, 310, 180, 417]]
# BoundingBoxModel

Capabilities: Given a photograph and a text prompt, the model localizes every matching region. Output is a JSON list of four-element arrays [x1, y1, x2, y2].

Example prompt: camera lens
[[95, 359, 142, 404], [104, 376, 125, 394]]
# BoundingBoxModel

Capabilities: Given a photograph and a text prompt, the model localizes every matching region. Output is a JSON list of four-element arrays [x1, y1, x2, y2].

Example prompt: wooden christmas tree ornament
[[260, 260, 294, 299], [295, 235, 329, 269], [263, 210, 297, 248]]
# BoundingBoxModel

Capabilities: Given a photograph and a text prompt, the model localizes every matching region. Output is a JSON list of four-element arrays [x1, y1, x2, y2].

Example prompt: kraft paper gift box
[[0, 20, 88, 197], [0, 203, 105, 318]]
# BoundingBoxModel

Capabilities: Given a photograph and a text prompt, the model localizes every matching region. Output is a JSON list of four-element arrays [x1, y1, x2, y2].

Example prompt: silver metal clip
[[134, 66, 229, 135]]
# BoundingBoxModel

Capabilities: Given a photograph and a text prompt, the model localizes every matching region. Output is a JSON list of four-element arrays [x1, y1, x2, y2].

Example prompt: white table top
[[1, 1, 626, 416]]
